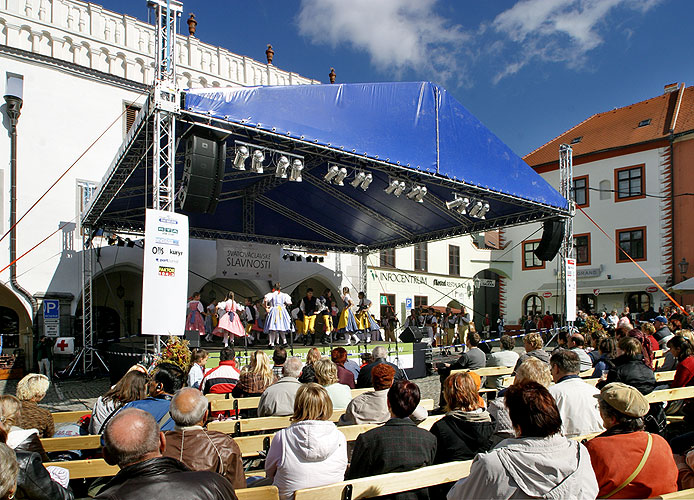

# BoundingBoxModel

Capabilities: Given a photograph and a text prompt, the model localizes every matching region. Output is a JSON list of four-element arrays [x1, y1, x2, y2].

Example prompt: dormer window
[[570, 136, 582, 144], [638, 119, 651, 127]]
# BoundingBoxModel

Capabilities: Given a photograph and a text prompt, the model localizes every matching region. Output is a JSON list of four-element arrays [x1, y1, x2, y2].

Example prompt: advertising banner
[[216, 241, 279, 280], [566, 258, 577, 322], [141, 209, 189, 336]]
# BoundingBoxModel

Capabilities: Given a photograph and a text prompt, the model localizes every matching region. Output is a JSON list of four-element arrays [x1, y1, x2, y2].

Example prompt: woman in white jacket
[[265, 383, 347, 500], [447, 381, 598, 500]]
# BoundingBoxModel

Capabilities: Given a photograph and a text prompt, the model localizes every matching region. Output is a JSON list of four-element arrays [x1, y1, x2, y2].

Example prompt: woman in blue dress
[[263, 282, 293, 348], [356, 292, 381, 343], [338, 287, 360, 345]]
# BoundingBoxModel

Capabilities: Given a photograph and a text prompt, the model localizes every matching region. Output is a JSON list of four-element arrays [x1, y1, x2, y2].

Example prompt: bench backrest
[[208, 388, 374, 413], [658, 488, 694, 499], [52, 410, 90, 424], [451, 365, 514, 377], [645, 386, 694, 403]]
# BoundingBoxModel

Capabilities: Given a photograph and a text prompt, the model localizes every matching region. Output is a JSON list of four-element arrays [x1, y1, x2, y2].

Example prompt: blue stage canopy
[[83, 82, 568, 252]]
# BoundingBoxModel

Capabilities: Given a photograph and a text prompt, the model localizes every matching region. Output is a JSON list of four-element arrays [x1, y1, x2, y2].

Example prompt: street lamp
[[678, 257, 689, 280]]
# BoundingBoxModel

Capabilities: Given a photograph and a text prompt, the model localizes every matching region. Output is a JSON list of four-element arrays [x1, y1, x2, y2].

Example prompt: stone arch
[[286, 274, 341, 306]]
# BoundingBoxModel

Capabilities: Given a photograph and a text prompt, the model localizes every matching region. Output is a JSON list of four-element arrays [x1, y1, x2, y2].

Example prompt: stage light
[[478, 202, 490, 218], [468, 200, 484, 218], [393, 181, 406, 197], [125, 238, 135, 248], [384, 179, 400, 194], [117, 237, 125, 247], [289, 159, 303, 182], [107, 234, 118, 246], [251, 150, 265, 173], [407, 185, 427, 203], [350, 171, 373, 191], [446, 195, 470, 214], [297, 255, 303, 262], [318, 256, 324, 263], [289, 255, 296, 261], [275, 156, 289, 178], [324, 165, 339, 182], [333, 167, 348, 186], [283, 254, 288, 260], [233, 145, 249, 170]]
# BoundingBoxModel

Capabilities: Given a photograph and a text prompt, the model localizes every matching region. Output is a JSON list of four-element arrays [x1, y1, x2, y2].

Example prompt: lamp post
[[678, 257, 689, 281]]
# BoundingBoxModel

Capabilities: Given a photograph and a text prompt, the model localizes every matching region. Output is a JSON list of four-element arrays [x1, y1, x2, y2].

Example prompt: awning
[[537, 276, 668, 295], [670, 277, 694, 292], [82, 82, 568, 252]]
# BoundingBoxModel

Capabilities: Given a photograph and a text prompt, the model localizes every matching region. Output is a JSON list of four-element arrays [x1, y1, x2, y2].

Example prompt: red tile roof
[[524, 85, 694, 168]]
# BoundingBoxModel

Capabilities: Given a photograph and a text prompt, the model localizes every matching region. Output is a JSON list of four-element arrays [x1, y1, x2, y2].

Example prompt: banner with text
[[216, 241, 279, 280], [142, 209, 189, 336], [566, 257, 577, 322]]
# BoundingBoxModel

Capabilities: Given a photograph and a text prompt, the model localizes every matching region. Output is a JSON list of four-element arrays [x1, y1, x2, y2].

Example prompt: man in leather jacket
[[96, 408, 237, 500], [163, 388, 245, 490]]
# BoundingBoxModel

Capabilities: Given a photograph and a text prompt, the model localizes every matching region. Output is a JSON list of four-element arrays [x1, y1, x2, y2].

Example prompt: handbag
[[599, 433, 653, 499]]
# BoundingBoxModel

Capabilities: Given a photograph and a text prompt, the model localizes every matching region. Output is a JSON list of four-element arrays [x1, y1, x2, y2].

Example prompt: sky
[[96, 0, 694, 157]]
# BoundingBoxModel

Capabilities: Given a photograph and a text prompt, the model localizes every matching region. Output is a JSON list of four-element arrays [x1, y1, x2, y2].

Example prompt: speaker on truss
[[534, 219, 566, 261], [399, 326, 424, 343], [179, 135, 226, 214], [184, 330, 201, 348]]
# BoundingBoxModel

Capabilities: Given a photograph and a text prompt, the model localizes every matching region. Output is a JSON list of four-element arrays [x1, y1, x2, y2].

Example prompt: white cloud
[[297, 0, 470, 85], [491, 0, 664, 82]]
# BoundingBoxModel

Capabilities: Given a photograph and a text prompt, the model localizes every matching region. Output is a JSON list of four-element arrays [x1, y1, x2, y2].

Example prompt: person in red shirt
[[585, 382, 678, 499], [670, 336, 694, 388], [541, 311, 554, 331]]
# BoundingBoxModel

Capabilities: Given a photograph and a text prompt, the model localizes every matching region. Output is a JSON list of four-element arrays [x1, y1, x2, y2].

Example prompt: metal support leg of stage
[[81, 230, 94, 373], [357, 245, 368, 295], [558, 144, 575, 330]]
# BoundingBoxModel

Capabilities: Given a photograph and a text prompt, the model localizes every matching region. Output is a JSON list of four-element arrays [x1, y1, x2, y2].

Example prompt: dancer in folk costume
[[356, 291, 381, 343], [319, 288, 334, 343], [204, 299, 217, 342], [264, 283, 292, 348], [185, 292, 206, 336], [338, 287, 360, 345], [213, 291, 245, 347]]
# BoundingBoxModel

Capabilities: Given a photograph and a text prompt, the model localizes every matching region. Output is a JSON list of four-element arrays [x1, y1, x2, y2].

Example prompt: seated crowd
[[3, 314, 694, 500]]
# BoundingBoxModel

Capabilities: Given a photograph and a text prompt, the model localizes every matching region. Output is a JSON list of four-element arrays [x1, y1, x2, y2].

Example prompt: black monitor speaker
[[534, 219, 565, 261], [399, 326, 424, 343], [184, 330, 201, 348], [179, 135, 226, 214]]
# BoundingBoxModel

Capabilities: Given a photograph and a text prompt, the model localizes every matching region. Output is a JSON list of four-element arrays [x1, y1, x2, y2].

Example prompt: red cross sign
[[56, 339, 70, 351]]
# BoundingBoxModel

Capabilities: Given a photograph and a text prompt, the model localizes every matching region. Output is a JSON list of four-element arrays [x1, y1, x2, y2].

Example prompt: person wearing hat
[[584, 382, 677, 499], [652, 315, 674, 350]]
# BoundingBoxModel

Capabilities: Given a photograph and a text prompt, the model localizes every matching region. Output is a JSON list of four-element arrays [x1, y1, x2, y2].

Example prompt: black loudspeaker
[[179, 135, 226, 214], [185, 330, 201, 348], [399, 326, 424, 343], [534, 219, 565, 261]]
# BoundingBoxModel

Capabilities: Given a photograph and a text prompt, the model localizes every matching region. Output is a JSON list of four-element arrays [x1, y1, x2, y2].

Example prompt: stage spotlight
[[251, 150, 265, 173], [407, 185, 427, 203], [275, 156, 289, 178], [384, 179, 400, 194], [289, 255, 296, 261], [333, 167, 348, 186], [126, 238, 135, 248], [233, 145, 249, 170], [478, 202, 490, 218], [351, 171, 366, 188], [297, 255, 303, 262], [393, 181, 406, 197], [468, 200, 484, 218], [117, 237, 125, 247], [289, 159, 303, 182], [107, 234, 118, 246], [283, 254, 289, 260], [360, 173, 373, 191], [318, 256, 324, 263], [446, 196, 470, 214], [324, 165, 339, 182]]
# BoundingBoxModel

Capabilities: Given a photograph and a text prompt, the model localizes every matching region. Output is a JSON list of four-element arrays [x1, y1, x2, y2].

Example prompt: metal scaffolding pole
[[81, 232, 94, 372], [558, 144, 575, 327]]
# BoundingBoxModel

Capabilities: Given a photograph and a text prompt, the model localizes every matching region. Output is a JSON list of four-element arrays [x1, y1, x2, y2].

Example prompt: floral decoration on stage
[[154, 336, 191, 371]]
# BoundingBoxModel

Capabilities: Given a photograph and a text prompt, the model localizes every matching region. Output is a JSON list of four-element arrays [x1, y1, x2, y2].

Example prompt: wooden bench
[[451, 365, 514, 377], [655, 357, 669, 369], [236, 486, 279, 500], [52, 410, 90, 424], [293, 461, 472, 500], [645, 386, 694, 403], [658, 488, 694, 499], [208, 388, 373, 413]]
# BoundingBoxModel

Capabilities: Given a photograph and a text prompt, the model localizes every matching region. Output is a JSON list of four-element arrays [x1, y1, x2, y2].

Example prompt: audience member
[[0, 395, 48, 461], [591, 337, 617, 379], [343, 353, 361, 384], [232, 350, 276, 398], [485, 335, 519, 389], [16, 374, 54, 438], [90, 370, 148, 434], [313, 359, 351, 409], [585, 382, 677, 498], [122, 362, 185, 431], [0, 419, 73, 500], [670, 336, 694, 388], [549, 350, 603, 437], [356, 346, 404, 389], [330, 348, 355, 389], [654, 316, 674, 350], [257, 357, 303, 416], [431, 372, 493, 464], [626, 328, 655, 369], [163, 388, 245, 490], [569, 333, 593, 372], [339, 364, 427, 426], [271, 347, 287, 380], [187, 348, 208, 390], [201, 347, 239, 394], [0, 442, 17, 500], [513, 332, 550, 372], [489, 357, 552, 445], [603, 337, 656, 395], [97, 408, 236, 499], [447, 382, 598, 499], [641, 322, 661, 354], [347, 380, 437, 500], [265, 384, 347, 500], [298, 347, 321, 383]]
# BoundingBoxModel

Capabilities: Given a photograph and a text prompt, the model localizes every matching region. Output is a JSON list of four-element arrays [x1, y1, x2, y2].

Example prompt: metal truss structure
[[558, 143, 575, 326]]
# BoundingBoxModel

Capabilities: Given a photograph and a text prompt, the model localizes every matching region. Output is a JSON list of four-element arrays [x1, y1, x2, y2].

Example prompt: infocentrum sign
[[369, 269, 468, 289]]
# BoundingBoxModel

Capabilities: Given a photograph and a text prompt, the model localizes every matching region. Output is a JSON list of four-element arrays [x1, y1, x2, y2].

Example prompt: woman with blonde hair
[[489, 357, 552, 444], [233, 350, 277, 397], [313, 359, 351, 409], [337, 287, 359, 345], [16, 373, 53, 438], [0, 395, 49, 462], [430, 372, 494, 466], [298, 347, 321, 383], [265, 383, 347, 499]]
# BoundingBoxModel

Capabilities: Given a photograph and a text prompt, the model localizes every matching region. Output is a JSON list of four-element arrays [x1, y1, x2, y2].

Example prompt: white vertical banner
[[141, 209, 189, 336], [565, 257, 577, 322]]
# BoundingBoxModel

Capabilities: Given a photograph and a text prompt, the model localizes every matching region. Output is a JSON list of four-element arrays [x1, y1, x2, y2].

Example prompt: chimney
[[664, 82, 680, 94]]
